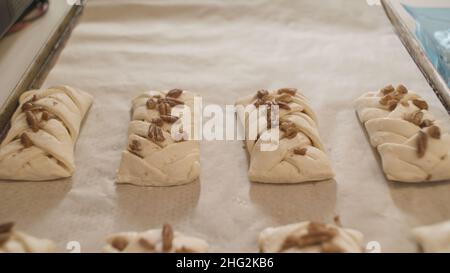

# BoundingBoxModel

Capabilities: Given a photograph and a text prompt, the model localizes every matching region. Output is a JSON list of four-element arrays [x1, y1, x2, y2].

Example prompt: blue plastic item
[[403, 5, 450, 87]]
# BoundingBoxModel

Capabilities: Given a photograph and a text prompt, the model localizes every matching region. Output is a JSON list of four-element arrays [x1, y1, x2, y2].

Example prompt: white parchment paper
[[1, 0, 450, 253]]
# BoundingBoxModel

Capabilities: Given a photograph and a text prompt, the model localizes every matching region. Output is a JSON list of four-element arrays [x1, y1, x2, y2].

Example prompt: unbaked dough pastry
[[104, 224, 208, 253], [259, 221, 364, 253], [235, 88, 334, 183], [117, 89, 200, 186], [0, 86, 93, 181], [412, 220, 450, 253], [0, 222, 55, 253], [354, 84, 450, 182]]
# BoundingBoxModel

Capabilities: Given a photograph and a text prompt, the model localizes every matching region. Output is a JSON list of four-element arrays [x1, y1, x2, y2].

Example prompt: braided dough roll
[[117, 89, 200, 186], [0, 86, 93, 181], [355, 84, 450, 182], [0, 222, 55, 253], [236, 88, 334, 183], [259, 221, 364, 253], [104, 224, 208, 253]]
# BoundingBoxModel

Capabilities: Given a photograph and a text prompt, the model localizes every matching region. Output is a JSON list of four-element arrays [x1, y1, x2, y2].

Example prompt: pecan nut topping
[[167, 89, 183, 98], [277, 88, 297, 96], [380, 85, 395, 95], [427, 125, 441, 139], [280, 120, 299, 139], [404, 110, 424, 126], [162, 224, 174, 252], [25, 111, 39, 132], [148, 124, 165, 142], [280, 222, 339, 252], [420, 119, 433, 128], [417, 131, 428, 158], [138, 238, 155, 251], [160, 115, 179, 123], [412, 99, 428, 110], [294, 147, 307, 155], [20, 133, 33, 148], [129, 139, 142, 152], [0, 222, 14, 246], [111, 237, 129, 251]]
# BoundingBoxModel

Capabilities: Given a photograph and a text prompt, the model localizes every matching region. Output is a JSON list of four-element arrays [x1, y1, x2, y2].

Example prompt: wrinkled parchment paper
[[1, 0, 450, 253]]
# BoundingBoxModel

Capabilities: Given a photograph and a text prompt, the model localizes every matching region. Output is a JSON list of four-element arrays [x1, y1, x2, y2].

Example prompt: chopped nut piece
[[138, 238, 155, 251], [0, 222, 14, 234], [21, 102, 34, 111], [293, 147, 307, 155], [20, 133, 33, 148], [396, 84, 408, 94], [276, 93, 293, 103], [163, 97, 184, 107], [404, 110, 424, 126], [417, 131, 428, 158], [158, 102, 171, 116], [25, 111, 39, 132], [280, 222, 338, 252], [387, 99, 399, 111], [256, 90, 269, 99], [380, 85, 395, 95], [129, 140, 142, 152], [280, 120, 299, 139], [41, 111, 50, 121], [148, 124, 165, 142], [277, 88, 297, 96], [111, 237, 128, 251], [379, 96, 390, 106], [333, 216, 342, 227], [146, 98, 157, 109], [160, 115, 179, 123], [151, 118, 163, 127], [167, 89, 183, 98], [427, 126, 441, 139], [412, 99, 428, 110], [277, 101, 291, 110], [420, 119, 433, 128], [162, 224, 174, 252]]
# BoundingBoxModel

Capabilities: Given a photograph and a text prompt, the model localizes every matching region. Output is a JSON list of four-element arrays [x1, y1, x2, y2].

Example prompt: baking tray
[[0, 0, 450, 253], [381, 0, 450, 114]]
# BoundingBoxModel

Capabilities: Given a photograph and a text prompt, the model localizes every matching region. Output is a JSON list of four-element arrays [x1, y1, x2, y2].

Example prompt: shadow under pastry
[[115, 179, 201, 231], [249, 179, 337, 225], [0, 178, 72, 225], [388, 180, 450, 225]]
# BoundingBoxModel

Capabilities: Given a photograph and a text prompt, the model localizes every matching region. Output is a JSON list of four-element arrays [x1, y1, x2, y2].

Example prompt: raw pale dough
[[0, 86, 93, 181], [354, 84, 450, 182], [412, 220, 450, 253], [235, 88, 334, 183], [259, 221, 364, 253], [0, 222, 55, 253], [103, 224, 208, 253], [117, 89, 200, 186]]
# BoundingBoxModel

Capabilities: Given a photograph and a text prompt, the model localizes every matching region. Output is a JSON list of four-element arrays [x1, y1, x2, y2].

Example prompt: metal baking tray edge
[[0, 2, 84, 137], [381, 0, 450, 115]]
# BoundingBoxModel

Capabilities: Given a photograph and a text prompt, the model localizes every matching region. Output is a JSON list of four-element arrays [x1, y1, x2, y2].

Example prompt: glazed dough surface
[[117, 89, 200, 186], [236, 88, 334, 183], [0, 86, 93, 181], [104, 224, 208, 253], [354, 85, 450, 182], [259, 221, 364, 253]]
